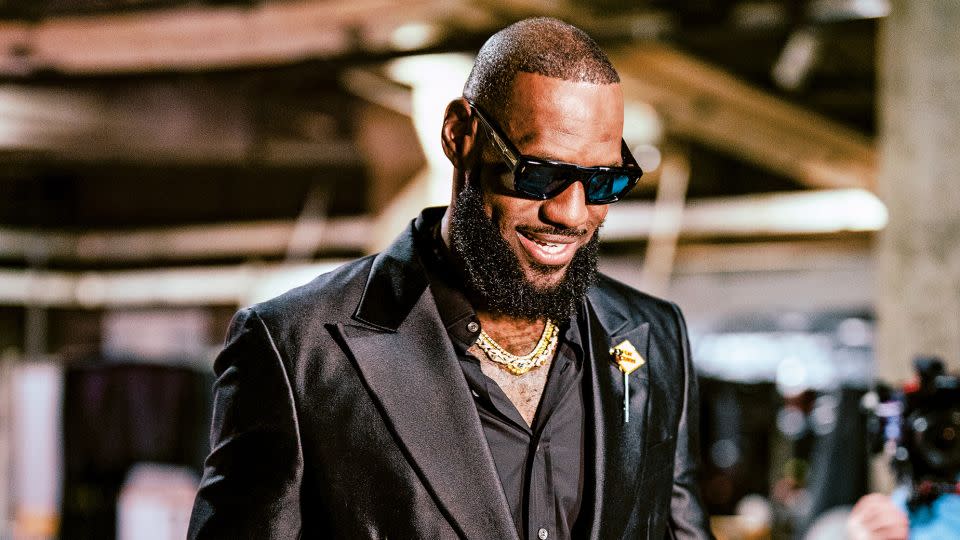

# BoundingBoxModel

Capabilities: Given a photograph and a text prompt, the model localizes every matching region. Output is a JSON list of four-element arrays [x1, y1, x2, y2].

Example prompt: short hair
[[463, 17, 620, 123]]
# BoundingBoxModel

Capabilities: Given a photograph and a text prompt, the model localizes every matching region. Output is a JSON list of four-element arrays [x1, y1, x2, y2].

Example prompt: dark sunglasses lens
[[587, 173, 633, 203], [516, 164, 637, 202], [516, 166, 571, 199]]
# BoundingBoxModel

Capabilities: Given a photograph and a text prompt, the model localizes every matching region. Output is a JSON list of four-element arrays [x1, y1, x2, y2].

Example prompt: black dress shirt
[[417, 221, 587, 540]]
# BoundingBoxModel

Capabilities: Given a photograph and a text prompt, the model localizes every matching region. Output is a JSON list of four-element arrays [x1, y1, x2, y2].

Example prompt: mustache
[[516, 225, 590, 238]]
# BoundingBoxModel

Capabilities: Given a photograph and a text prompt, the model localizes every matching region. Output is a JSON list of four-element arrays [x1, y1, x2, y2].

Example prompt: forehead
[[501, 72, 624, 165]]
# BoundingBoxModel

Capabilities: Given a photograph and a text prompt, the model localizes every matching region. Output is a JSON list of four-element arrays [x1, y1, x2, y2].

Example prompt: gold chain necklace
[[475, 319, 559, 376]]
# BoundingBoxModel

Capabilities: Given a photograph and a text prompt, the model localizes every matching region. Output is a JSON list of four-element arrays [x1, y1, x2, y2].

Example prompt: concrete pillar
[[876, 1, 960, 382]]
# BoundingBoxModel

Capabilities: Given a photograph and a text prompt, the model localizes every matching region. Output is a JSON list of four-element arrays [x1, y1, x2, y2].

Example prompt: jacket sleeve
[[188, 308, 303, 540], [667, 302, 715, 539]]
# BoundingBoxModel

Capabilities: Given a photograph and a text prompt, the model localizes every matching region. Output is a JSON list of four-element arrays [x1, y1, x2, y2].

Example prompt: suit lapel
[[335, 211, 519, 540], [582, 296, 652, 539]]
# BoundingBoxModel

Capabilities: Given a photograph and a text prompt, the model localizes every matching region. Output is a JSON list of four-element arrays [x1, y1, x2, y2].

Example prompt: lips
[[516, 229, 580, 266]]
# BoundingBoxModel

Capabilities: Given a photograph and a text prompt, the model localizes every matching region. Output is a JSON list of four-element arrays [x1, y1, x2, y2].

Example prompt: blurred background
[[0, 0, 958, 538]]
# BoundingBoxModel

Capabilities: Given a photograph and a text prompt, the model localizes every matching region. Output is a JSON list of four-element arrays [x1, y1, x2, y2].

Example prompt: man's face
[[447, 72, 624, 320], [475, 72, 624, 290]]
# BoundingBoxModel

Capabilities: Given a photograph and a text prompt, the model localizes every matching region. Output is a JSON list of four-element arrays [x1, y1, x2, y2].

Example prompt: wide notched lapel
[[334, 213, 519, 540], [338, 297, 517, 540], [582, 296, 653, 540]]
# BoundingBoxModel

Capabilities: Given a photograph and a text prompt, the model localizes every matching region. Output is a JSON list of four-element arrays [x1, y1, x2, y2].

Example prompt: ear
[[441, 98, 478, 169]]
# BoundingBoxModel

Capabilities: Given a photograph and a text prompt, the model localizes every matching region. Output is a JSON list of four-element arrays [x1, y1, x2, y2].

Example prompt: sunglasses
[[466, 98, 642, 205]]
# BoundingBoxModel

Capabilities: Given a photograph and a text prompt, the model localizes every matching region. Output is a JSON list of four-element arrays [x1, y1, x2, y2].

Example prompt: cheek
[[484, 193, 536, 230], [485, 205, 518, 244]]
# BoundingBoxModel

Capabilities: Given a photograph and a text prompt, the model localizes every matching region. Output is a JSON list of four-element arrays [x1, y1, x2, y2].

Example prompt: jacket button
[[538, 528, 548, 539], [466, 321, 479, 333]]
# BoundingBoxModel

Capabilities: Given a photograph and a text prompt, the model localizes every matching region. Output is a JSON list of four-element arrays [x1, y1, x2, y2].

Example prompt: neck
[[476, 310, 548, 356]]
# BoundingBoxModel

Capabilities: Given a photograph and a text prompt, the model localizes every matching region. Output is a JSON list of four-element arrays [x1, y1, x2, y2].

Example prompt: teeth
[[520, 231, 567, 255], [533, 238, 563, 253]]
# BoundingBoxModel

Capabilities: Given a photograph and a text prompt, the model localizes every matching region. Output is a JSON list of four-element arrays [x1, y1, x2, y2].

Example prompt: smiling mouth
[[526, 234, 567, 253], [516, 229, 582, 266]]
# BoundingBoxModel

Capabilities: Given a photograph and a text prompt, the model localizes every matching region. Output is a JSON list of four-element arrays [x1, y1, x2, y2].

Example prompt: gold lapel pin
[[610, 339, 645, 423]]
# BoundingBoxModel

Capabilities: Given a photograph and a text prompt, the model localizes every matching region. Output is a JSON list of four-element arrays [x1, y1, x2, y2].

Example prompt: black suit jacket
[[188, 208, 713, 539]]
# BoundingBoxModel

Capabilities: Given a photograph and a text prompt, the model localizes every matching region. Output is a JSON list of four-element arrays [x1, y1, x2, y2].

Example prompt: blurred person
[[846, 489, 960, 540], [188, 17, 712, 540], [846, 493, 909, 540], [844, 356, 960, 540]]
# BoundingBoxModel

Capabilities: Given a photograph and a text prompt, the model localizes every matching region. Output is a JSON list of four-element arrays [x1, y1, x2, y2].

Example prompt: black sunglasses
[[466, 98, 642, 205]]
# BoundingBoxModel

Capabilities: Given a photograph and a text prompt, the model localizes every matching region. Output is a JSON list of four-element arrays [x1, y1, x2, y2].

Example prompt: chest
[[469, 343, 552, 425]]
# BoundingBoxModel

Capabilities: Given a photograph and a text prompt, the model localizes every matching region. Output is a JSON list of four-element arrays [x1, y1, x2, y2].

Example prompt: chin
[[524, 265, 568, 292]]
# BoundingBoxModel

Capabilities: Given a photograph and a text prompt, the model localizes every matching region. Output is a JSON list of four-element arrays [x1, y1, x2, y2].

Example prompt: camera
[[866, 356, 960, 507]]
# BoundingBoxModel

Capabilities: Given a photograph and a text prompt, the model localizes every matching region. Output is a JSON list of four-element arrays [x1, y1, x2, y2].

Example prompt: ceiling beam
[[670, 239, 872, 274], [611, 43, 877, 191], [0, 0, 493, 75], [0, 218, 370, 264], [472, 0, 672, 40]]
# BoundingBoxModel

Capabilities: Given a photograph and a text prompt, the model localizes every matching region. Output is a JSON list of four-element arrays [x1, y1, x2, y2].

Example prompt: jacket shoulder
[[243, 255, 376, 337]]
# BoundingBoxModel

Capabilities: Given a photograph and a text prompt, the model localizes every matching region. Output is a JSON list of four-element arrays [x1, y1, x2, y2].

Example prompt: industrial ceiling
[[0, 0, 884, 279]]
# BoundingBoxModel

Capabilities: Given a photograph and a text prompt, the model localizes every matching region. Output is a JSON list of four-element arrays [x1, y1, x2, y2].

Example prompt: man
[[189, 17, 712, 539]]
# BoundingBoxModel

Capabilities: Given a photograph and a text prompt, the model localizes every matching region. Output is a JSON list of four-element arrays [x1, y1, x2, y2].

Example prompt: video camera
[[866, 356, 960, 507]]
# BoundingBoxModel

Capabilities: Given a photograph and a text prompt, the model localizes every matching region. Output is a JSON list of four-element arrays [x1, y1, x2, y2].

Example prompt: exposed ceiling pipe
[[0, 261, 348, 308], [603, 189, 888, 241]]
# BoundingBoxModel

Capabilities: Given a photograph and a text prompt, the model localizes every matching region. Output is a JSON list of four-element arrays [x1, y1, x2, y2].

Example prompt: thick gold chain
[[475, 319, 559, 375]]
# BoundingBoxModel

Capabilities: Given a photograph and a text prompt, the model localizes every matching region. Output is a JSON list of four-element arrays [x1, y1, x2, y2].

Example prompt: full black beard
[[449, 182, 600, 321]]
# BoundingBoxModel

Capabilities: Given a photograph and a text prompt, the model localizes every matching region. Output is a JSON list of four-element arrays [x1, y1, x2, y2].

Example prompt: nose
[[539, 180, 590, 229]]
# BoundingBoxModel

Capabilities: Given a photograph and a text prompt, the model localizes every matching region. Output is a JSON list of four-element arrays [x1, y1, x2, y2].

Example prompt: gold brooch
[[611, 339, 645, 375], [610, 340, 644, 423]]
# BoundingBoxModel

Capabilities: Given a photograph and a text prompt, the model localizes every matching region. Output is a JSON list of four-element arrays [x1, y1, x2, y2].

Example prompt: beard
[[449, 181, 600, 322]]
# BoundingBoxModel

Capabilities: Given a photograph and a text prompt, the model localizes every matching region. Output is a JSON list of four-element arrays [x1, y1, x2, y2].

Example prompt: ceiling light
[[389, 22, 440, 51], [772, 28, 820, 91], [623, 101, 661, 145], [632, 144, 662, 172], [809, 0, 890, 22]]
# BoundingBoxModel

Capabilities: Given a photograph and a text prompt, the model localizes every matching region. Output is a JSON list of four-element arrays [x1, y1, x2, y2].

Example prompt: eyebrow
[[522, 147, 623, 167], [514, 133, 623, 167]]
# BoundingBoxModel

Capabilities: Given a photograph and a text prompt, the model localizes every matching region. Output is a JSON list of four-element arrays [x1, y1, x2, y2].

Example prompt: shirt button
[[466, 321, 479, 333], [538, 528, 549, 540]]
